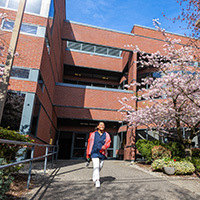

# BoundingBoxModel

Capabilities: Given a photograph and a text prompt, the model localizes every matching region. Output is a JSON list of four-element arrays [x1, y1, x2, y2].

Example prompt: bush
[[192, 148, 200, 157], [152, 145, 171, 160], [165, 141, 185, 158], [136, 139, 163, 162], [191, 157, 200, 172], [174, 161, 195, 175], [151, 158, 166, 171], [0, 159, 14, 200], [0, 127, 33, 162], [0, 127, 33, 198]]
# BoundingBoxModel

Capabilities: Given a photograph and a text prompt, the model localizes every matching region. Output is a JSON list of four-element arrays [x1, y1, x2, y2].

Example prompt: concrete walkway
[[24, 160, 200, 200]]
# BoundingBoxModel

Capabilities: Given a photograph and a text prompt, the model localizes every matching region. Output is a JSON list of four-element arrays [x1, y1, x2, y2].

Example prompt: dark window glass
[[3, 21, 37, 35], [21, 23, 37, 34], [2, 20, 14, 30], [1, 92, 25, 131], [11, 68, 30, 79], [38, 73, 44, 92], [30, 96, 41, 136]]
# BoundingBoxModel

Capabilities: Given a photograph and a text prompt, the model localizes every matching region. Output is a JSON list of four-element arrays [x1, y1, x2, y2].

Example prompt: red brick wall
[[54, 85, 133, 110], [62, 21, 135, 49], [64, 51, 123, 72], [8, 79, 37, 92]]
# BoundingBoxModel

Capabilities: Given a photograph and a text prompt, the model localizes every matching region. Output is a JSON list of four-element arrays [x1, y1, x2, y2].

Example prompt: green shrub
[[191, 157, 200, 172], [174, 161, 195, 175], [152, 145, 171, 160], [0, 159, 14, 200], [136, 139, 163, 162], [0, 127, 33, 162], [192, 148, 200, 157], [151, 158, 166, 171], [0, 127, 33, 198], [165, 141, 185, 158]]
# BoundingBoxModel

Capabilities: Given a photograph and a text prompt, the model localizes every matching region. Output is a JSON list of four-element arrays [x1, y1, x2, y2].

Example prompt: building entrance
[[58, 131, 73, 159], [72, 132, 88, 158]]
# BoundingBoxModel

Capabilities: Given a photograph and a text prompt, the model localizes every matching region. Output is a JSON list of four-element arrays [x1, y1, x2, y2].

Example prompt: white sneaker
[[95, 180, 100, 188]]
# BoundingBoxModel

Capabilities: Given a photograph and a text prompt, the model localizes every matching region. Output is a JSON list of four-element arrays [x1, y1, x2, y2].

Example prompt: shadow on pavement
[[30, 167, 60, 200], [101, 176, 116, 183]]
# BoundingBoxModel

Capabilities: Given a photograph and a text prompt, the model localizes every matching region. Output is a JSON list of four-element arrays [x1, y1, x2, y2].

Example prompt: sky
[[66, 0, 191, 36]]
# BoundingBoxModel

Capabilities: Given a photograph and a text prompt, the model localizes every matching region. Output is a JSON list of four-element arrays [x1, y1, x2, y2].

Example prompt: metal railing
[[0, 139, 59, 189]]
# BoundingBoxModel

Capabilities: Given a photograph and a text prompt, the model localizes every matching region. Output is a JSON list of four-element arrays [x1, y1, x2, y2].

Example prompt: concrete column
[[20, 93, 35, 135]]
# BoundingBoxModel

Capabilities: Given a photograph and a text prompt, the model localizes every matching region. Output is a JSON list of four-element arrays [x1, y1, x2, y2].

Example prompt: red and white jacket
[[86, 131, 111, 159]]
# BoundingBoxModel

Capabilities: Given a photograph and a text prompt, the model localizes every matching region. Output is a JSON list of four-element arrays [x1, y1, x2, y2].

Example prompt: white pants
[[92, 158, 104, 182]]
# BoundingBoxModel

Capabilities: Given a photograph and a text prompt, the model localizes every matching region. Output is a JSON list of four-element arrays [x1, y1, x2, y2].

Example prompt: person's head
[[97, 122, 105, 132]]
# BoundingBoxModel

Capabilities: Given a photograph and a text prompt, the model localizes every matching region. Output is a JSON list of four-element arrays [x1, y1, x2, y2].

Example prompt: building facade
[[0, 0, 199, 160]]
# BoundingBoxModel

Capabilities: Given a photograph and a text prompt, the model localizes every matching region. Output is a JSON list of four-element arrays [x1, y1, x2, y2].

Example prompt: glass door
[[72, 132, 87, 158]]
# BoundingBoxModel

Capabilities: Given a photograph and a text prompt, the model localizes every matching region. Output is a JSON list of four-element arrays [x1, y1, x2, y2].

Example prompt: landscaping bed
[[135, 161, 200, 178], [5, 173, 34, 199]]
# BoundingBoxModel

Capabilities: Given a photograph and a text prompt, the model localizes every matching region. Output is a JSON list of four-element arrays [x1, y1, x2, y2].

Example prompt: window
[[0, 92, 25, 131], [0, 0, 6, 7], [25, 0, 42, 15], [1, 0, 42, 15], [2, 20, 44, 36], [45, 35, 50, 54], [11, 67, 30, 79], [38, 72, 44, 92], [7, 0, 19, 9], [67, 41, 122, 58], [30, 96, 41, 136], [0, 66, 30, 79]]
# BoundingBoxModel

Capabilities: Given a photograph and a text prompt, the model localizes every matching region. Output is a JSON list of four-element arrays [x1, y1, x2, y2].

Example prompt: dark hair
[[98, 121, 105, 125], [96, 122, 105, 130]]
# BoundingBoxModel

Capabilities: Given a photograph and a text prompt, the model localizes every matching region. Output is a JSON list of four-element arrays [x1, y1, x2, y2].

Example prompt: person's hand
[[101, 145, 106, 150]]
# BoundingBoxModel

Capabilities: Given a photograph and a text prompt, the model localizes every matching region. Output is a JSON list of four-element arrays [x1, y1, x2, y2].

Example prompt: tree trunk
[[184, 140, 192, 159]]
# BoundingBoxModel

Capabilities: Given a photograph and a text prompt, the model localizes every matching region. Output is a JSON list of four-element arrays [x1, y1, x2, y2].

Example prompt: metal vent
[[82, 43, 95, 53], [66, 40, 122, 58], [95, 46, 107, 55], [108, 48, 120, 57], [67, 41, 81, 50]]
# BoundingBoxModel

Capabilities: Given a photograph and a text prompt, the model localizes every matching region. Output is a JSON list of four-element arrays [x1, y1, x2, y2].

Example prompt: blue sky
[[66, 0, 191, 36]]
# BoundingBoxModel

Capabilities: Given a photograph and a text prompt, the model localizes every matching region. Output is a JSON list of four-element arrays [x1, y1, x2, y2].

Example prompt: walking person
[[86, 122, 111, 188]]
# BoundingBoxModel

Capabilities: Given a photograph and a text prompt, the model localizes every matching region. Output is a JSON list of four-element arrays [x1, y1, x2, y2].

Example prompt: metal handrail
[[0, 139, 59, 189]]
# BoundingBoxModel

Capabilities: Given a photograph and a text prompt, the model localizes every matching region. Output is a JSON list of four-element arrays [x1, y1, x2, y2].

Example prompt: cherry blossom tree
[[163, 0, 200, 39], [119, 20, 200, 158], [0, 13, 7, 75]]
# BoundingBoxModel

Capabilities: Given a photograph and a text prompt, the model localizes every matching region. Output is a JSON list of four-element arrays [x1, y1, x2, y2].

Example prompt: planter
[[163, 167, 175, 175]]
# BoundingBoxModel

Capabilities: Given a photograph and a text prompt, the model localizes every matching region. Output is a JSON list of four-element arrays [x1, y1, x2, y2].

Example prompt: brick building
[[0, 0, 199, 160]]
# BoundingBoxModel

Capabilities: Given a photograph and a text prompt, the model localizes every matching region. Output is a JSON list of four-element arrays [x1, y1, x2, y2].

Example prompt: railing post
[[44, 146, 48, 173], [51, 146, 55, 168], [55, 145, 59, 163], [27, 145, 34, 189]]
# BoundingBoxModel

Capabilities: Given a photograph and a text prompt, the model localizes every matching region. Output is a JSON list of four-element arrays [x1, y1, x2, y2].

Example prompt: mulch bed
[[5, 173, 34, 199]]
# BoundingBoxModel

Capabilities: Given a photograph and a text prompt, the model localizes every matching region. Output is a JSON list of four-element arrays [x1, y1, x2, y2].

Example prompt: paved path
[[24, 160, 200, 200]]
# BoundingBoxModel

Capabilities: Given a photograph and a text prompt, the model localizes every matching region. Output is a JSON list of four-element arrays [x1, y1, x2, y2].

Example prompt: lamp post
[[0, 0, 27, 123]]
